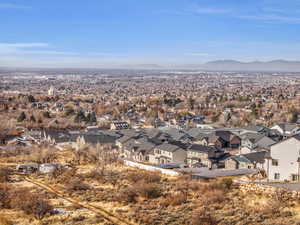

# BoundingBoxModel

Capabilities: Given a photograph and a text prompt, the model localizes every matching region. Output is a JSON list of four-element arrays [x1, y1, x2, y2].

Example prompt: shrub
[[126, 170, 161, 184], [0, 216, 13, 225], [0, 183, 12, 208], [66, 178, 90, 191], [54, 168, 77, 183], [253, 198, 281, 216], [118, 186, 138, 204], [23, 197, 53, 220], [136, 182, 162, 199], [118, 181, 162, 203], [0, 167, 11, 183], [192, 208, 217, 225], [163, 193, 187, 206], [219, 178, 233, 190], [200, 189, 225, 205], [1, 185, 53, 220]]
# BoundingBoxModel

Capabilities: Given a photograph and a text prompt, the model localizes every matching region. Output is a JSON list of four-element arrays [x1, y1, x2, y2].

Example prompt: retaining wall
[[123, 160, 179, 176]]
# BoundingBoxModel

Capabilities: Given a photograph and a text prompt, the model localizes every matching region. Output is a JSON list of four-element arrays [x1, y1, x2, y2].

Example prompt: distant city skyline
[[1, 0, 300, 68]]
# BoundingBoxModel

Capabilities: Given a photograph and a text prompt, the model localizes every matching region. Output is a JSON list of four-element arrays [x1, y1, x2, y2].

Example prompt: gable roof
[[242, 125, 268, 133], [187, 144, 218, 153], [156, 143, 182, 153], [270, 134, 300, 148], [229, 155, 252, 164], [272, 123, 299, 133], [242, 151, 269, 164]]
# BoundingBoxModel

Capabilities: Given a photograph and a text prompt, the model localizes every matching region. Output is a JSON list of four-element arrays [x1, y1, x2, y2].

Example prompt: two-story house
[[122, 137, 156, 162], [197, 131, 241, 149], [267, 134, 300, 182], [152, 143, 187, 164], [186, 144, 222, 168], [240, 133, 276, 154]]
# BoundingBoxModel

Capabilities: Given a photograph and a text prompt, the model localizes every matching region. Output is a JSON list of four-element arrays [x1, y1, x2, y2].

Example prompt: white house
[[267, 134, 300, 182], [271, 123, 300, 138]]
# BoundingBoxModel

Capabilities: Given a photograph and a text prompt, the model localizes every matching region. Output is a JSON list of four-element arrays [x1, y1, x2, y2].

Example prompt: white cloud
[[192, 7, 231, 14], [185, 53, 211, 57], [0, 3, 30, 9], [0, 43, 48, 48], [0, 43, 79, 56], [239, 14, 300, 23]]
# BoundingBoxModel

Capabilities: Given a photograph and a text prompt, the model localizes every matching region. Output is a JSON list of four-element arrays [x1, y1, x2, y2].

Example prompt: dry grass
[[0, 147, 298, 225]]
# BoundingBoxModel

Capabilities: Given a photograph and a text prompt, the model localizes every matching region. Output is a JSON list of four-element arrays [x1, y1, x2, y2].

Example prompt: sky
[[1, 0, 300, 68]]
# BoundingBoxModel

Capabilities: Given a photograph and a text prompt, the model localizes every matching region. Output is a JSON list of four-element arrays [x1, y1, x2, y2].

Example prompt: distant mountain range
[[2, 60, 300, 72], [198, 60, 300, 72], [114, 60, 300, 71]]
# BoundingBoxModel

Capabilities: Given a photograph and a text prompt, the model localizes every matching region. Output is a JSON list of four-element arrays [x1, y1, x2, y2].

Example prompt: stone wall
[[238, 181, 300, 200]]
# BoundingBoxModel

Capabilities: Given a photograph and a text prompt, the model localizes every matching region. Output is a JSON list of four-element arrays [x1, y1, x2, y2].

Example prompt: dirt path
[[24, 177, 138, 225]]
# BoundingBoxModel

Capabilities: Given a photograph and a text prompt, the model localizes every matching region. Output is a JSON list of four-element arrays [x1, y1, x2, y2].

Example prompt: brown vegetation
[[0, 183, 53, 220]]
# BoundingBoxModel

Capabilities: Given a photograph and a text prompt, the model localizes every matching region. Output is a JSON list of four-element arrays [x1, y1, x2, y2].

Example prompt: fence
[[123, 160, 180, 176]]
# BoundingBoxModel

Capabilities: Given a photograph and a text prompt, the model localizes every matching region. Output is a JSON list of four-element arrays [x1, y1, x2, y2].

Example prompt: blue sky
[[1, 0, 300, 67]]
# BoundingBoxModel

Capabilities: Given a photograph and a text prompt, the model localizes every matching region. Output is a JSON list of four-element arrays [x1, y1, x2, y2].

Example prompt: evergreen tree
[[17, 112, 26, 122], [90, 112, 97, 123], [74, 111, 86, 123], [27, 95, 36, 103], [30, 115, 36, 122], [43, 111, 51, 119]]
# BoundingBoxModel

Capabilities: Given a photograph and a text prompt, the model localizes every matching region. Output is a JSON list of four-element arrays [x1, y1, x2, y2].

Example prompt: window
[[274, 173, 280, 180], [272, 159, 279, 166], [292, 174, 299, 182]]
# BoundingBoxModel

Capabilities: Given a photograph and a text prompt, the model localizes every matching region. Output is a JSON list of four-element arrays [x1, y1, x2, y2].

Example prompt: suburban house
[[116, 135, 134, 149], [197, 131, 241, 149], [242, 151, 269, 171], [43, 129, 117, 149], [224, 155, 254, 170], [121, 137, 156, 162], [163, 128, 194, 143], [75, 133, 117, 149], [242, 125, 270, 134], [186, 144, 223, 168], [267, 134, 300, 182], [271, 123, 300, 138], [151, 143, 187, 164], [42, 130, 78, 147], [110, 121, 130, 130], [240, 133, 276, 154]]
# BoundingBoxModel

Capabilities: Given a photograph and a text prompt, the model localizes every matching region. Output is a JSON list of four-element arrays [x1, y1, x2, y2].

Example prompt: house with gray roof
[[151, 143, 187, 164], [121, 137, 156, 162], [186, 144, 223, 168], [242, 125, 269, 134], [271, 123, 300, 138], [240, 133, 276, 154], [224, 155, 254, 170], [196, 130, 241, 149], [242, 151, 269, 170]]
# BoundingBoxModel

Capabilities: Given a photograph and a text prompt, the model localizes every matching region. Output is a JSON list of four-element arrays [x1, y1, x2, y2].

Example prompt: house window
[[272, 159, 279, 166], [292, 174, 299, 182], [274, 173, 280, 180]]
